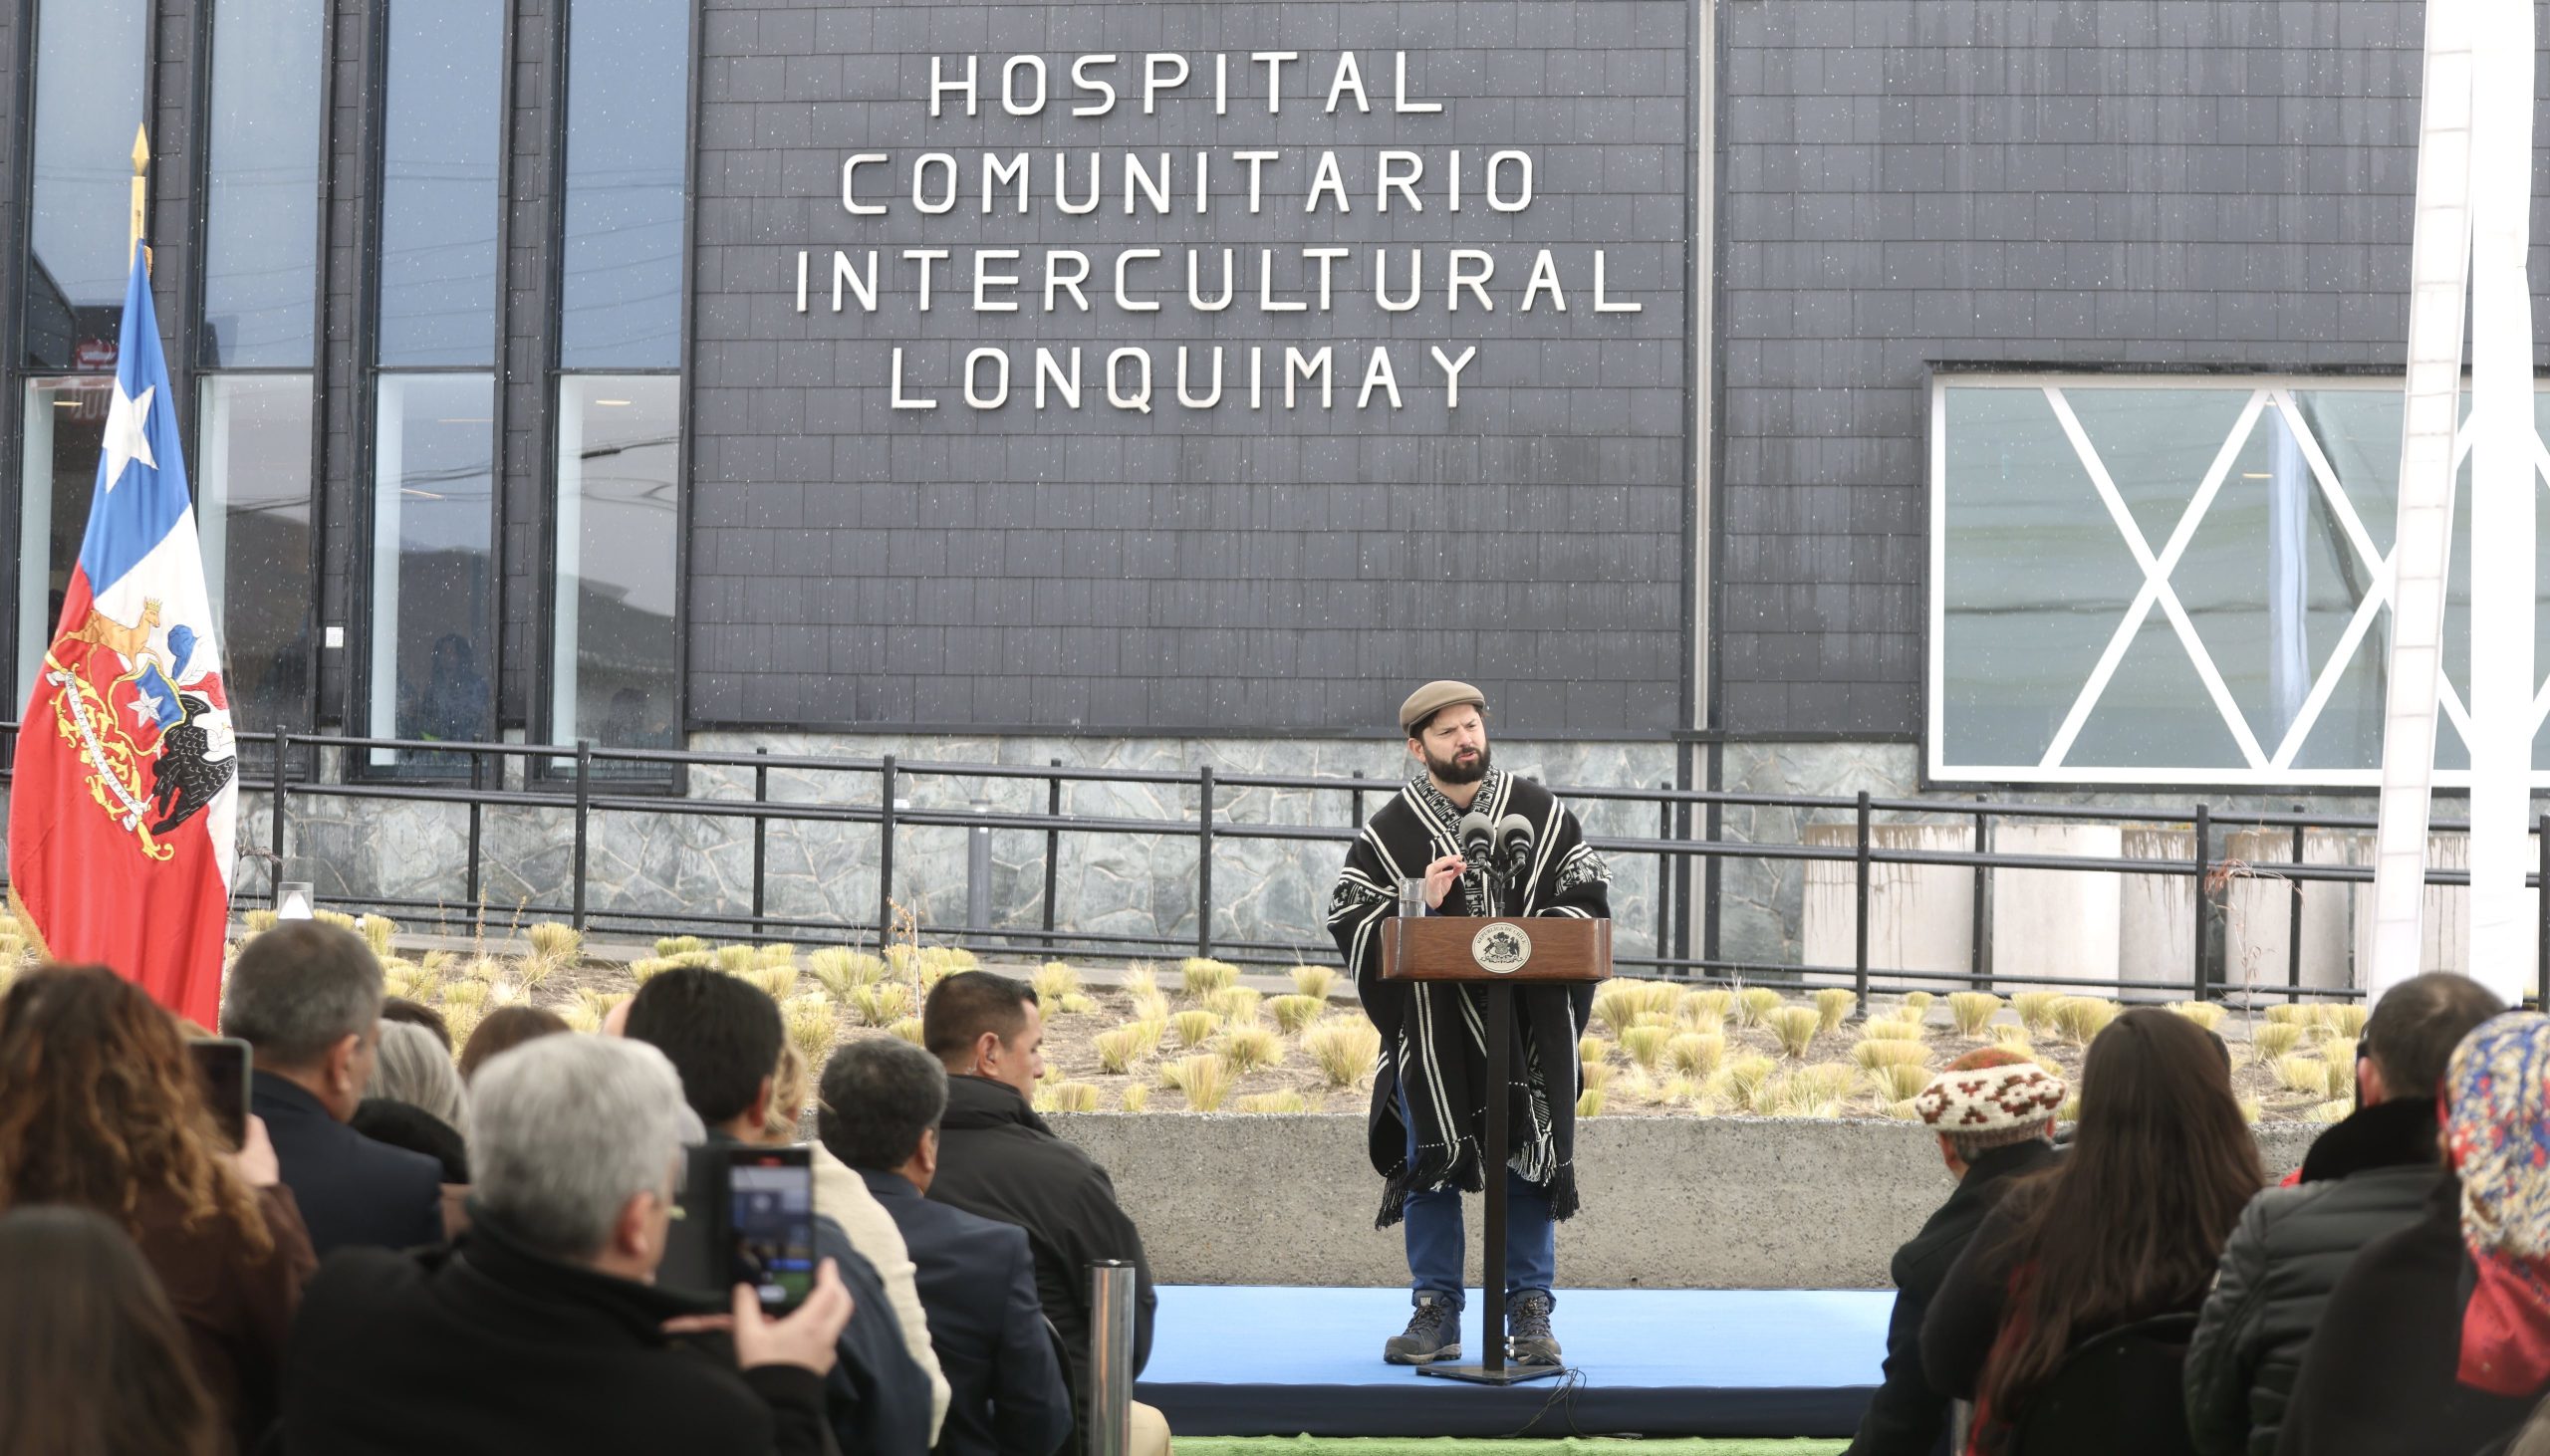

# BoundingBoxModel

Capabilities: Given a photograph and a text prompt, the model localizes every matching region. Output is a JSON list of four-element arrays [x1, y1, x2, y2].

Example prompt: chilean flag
[[9, 242, 236, 1027]]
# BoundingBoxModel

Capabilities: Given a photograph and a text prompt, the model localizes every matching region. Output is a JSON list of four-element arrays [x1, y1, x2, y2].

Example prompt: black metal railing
[[2, 723, 2541, 1006]]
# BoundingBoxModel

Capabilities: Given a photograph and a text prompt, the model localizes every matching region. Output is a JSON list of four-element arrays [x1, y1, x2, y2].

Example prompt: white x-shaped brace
[[2036, 385, 2547, 772]]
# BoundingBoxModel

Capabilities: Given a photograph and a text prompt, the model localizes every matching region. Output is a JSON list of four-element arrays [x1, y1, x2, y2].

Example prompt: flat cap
[[1399, 680, 1488, 735]]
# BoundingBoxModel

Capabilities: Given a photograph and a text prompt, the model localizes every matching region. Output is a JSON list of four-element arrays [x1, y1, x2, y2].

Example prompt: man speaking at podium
[[1326, 681, 1612, 1369]]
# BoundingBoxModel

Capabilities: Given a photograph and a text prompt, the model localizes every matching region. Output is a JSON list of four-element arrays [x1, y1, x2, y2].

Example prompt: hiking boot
[[1384, 1293, 1461, 1364], [1506, 1292, 1561, 1366]]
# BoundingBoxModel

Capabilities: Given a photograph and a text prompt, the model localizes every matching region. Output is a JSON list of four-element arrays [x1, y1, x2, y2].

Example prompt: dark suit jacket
[[863, 1168, 1072, 1456], [254, 1076, 444, 1256], [929, 1073, 1157, 1453]]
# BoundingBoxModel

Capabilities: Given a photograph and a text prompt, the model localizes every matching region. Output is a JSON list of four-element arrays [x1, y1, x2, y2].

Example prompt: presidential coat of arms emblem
[[42, 598, 235, 862]]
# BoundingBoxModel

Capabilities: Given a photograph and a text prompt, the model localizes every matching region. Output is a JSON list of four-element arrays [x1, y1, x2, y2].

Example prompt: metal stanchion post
[[1087, 1261, 1137, 1456]]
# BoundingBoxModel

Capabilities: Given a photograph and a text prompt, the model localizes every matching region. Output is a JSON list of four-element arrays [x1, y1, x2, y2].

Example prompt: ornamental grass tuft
[[1179, 958, 1241, 996], [2011, 992, 2065, 1035], [1268, 994, 1325, 1035], [1666, 1032, 1726, 1079], [1304, 1018, 1382, 1087], [2168, 1000, 2226, 1031], [1767, 1006, 1822, 1059], [1216, 1025, 1284, 1075], [1814, 987, 1857, 1033], [1292, 965, 1339, 1001], [1621, 1025, 1674, 1072], [1948, 992, 2004, 1037], [1171, 1009, 1221, 1050]]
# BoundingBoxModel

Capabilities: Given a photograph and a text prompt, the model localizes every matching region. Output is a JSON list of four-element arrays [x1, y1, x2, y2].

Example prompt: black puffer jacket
[[2182, 1097, 2445, 1456]]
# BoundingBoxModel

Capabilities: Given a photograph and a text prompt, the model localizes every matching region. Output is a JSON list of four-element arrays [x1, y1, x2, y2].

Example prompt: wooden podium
[[1382, 912, 1611, 1384]]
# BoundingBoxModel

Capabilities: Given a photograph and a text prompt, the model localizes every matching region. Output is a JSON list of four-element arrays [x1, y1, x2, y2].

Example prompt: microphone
[[1456, 813, 1497, 872], [1494, 814, 1536, 874]]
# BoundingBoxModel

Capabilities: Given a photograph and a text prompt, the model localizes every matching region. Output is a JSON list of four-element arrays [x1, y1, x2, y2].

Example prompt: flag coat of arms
[[9, 242, 237, 1027]]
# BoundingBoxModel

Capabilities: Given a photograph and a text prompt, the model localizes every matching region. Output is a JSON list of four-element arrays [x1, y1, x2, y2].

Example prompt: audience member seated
[[819, 1038, 1074, 1456], [379, 997, 452, 1054], [923, 971, 1168, 1456], [352, 1020, 471, 1184], [1923, 1008, 2262, 1455], [2184, 974, 2504, 1456], [279, 1035, 852, 1455], [0, 1205, 223, 1456], [769, 1034, 955, 1442], [626, 967, 933, 1456], [0, 965, 315, 1453], [457, 1004, 570, 1084], [2278, 1011, 2550, 1456], [1844, 1048, 2067, 1456], [222, 922, 445, 1254]]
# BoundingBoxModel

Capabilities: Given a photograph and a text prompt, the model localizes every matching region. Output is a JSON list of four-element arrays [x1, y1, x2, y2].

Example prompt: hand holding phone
[[730, 1258, 851, 1375]]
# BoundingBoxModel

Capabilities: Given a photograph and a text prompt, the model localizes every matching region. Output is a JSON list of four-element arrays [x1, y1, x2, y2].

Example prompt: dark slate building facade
[[0, 0, 2541, 951]]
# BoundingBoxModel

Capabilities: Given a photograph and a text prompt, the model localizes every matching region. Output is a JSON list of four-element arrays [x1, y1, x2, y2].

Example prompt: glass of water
[[1398, 877, 1426, 920]]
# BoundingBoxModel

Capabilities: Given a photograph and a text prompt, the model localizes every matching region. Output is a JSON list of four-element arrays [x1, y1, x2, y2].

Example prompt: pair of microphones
[[1456, 812, 1537, 887]]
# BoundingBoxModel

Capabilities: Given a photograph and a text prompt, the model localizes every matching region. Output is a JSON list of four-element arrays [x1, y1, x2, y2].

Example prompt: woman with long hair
[[0, 1204, 221, 1456], [0, 965, 315, 1454], [1920, 1006, 2263, 1454]]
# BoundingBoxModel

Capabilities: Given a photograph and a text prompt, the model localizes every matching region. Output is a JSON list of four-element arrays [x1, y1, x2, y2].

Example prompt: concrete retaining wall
[[1052, 1113, 2320, 1291]]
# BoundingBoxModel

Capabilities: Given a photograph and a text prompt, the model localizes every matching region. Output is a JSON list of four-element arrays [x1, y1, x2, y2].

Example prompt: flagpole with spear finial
[[129, 123, 148, 272]]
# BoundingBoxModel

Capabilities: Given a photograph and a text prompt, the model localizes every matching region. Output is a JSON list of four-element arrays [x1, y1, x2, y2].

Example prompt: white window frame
[[1925, 371, 2550, 788]]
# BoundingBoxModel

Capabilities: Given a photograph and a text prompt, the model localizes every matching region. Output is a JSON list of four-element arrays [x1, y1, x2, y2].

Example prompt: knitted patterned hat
[[1915, 1047, 2067, 1147]]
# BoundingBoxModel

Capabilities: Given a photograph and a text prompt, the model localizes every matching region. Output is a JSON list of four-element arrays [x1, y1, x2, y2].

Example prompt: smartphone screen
[[725, 1148, 816, 1314], [187, 1038, 252, 1148]]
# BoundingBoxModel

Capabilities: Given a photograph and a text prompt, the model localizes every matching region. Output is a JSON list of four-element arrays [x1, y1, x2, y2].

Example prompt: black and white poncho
[[1326, 769, 1612, 1227]]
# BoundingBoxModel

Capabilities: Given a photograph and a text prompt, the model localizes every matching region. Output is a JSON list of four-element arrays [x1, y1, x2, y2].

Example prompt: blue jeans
[[1398, 1084, 1556, 1311]]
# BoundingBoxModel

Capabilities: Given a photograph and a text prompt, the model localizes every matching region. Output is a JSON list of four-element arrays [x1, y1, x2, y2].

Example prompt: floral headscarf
[[2446, 1011, 2550, 1395]]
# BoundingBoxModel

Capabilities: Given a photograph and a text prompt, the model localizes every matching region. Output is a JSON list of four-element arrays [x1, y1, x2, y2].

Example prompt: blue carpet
[[1135, 1287, 1893, 1439]]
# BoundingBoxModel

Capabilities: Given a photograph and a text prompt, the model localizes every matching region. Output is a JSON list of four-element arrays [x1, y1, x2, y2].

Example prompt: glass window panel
[[552, 375, 679, 762], [200, 0, 325, 366], [2064, 387, 2255, 551], [375, 0, 504, 366], [15, 377, 114, 704], [558, 0, 689, 368], [25, 0, 149, 368], [2171, 408, 2368, 754], [369, 373, 495, 768], [1933, 378, 2550, 783], [1936, 386, 2148, 769], [2065, 616, 2248, 770], [196, 375, 314, 736]]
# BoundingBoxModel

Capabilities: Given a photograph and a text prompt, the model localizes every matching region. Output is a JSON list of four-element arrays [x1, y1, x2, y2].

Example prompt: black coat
[[929, 1075, 1158, 1447], [1845, 1138, 2059, 1456], [2184, 1098, 2445, 1456], [864, 1168, 1073, 1456], [254, 1077, 445, 1255], [2274, 1178, 2542, 1456], [279, 1209, 836, 1456], [1923, 1192, 2212, 1455]]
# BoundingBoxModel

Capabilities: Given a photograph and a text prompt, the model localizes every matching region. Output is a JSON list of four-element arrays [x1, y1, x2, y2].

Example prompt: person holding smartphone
[[0, 965, 315, 1456], [281, 1035, 854, 1456]]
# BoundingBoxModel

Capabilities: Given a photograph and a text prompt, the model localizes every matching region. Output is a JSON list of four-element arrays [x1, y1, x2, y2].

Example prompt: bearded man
[[1326, 680, 1612, 1369]]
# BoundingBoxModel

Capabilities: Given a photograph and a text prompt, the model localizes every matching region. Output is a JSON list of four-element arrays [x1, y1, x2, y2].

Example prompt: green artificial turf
[[1175, 1438, 1847, 1456]]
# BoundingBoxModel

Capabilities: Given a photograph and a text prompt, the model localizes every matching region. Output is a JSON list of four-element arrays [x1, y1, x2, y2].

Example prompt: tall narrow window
[[368, 0, 503, 766], [198, 0, 325, 743], [15, 378, 113, 705], [552, 0, 687, 759], [16, 0, 149, 702], [196, 376, 315, 735], [23, 0, 148, 369], [200, 0, 323, 366], [371, 374, 495, 766]]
